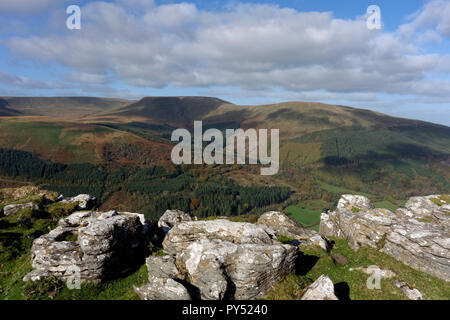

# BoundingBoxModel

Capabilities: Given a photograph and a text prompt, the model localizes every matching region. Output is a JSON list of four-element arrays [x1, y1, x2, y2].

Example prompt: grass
[[0, 199, 80, 300], [52, 264, 148, 300], [277, 235, 295, 244], [373, 200, 407, 213], [285, 200, 331, 231], [317, 181, 374, 198], [265, 239, 450, 300]]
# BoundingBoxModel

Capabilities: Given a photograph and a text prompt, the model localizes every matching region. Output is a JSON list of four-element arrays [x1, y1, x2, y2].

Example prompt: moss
[[45, 202, 79, 219], [277, 235, 295, 244], [417, 216, 433, 223], [351, 207, 360, 213], [430, 195, 450, 207], [377, 233, 387, 250], [56, 232, 78, 242]]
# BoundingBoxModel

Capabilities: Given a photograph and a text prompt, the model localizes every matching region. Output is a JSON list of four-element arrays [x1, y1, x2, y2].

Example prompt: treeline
[[0, 148, 106, 198]]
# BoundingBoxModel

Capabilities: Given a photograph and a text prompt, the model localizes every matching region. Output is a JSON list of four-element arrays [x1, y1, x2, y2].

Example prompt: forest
[[0, 148, 291, 222]]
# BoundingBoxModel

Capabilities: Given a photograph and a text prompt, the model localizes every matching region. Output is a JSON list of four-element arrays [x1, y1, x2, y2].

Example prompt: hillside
[[100, 96, 230, 127], [0, 99, 22, 117], [0, 97, 132, 120], [0, 96, 448, 216]]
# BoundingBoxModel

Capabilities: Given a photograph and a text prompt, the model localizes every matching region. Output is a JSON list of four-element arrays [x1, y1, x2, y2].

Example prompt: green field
[[285, 200, 331, 231]]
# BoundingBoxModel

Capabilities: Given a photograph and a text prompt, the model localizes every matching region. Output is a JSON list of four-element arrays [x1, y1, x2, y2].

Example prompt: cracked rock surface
[[23, 209, 148, 284], [320, 194, 450, 281]]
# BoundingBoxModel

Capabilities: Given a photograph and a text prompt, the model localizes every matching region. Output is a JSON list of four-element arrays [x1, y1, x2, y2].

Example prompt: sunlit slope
[[0, 117, 172, 165], [201, 102, 450, 167]]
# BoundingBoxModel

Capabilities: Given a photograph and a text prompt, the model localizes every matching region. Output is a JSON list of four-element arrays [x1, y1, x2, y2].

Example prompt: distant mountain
[[102, 96, 230, 127], [0, 98, 21, 116], [0, 97, 132, 119]]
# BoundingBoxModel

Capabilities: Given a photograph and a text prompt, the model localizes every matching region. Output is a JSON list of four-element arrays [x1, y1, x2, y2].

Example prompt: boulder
[[319, 195, 450, 282], [133, 256, 191, 300], [24, 210, 148, 284], [158, 209, 192, 234], [176, 239, 297, 300], [257, 211, 329, 251], [134, 279, 191, 300], [331, 253, 348, 265], [61, 194, 96, 210], [1, 202, 38, 216], [162, 219, 277, 255], [337, 194, 374, 212], [137, 218, 298, 300], [300, 275, 338, 300]]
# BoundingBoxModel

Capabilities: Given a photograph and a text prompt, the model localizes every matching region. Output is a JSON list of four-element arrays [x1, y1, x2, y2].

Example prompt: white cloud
[[2, 0, 450, 102], [398, 0, 450, 41]]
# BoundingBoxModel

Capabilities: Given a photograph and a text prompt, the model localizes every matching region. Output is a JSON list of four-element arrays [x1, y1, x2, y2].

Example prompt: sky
[[0, 0, 449, 125]]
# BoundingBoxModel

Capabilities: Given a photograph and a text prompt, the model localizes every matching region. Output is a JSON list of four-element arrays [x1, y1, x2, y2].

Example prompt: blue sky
[[0, 0, 449, 125]]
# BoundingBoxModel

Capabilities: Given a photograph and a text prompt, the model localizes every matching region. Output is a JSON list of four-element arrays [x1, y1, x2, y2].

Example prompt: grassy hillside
[[0, 118, 172, 165], [0, 96, 449, 205], [102, 96, 230, 127], [266, 238, 450, 300], [0, 97, 132, 120]]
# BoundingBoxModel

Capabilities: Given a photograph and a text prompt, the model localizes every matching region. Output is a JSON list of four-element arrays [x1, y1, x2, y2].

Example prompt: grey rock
[[257, 211, 329, 251], [176, 238, 297, 300], [134, 279, 191, 300], [146, 255, 183, 280], [337, 194, 374, 212], [331, 253, 348, 265], [133, 255, 191, 300], [397, 195, 450, 231], [300, 275, 338, 300], [23, 210, 147, 284], [319, 195, 450, 282], [393, 280, 423, 300], [158, 209, 192, 234], [162, 219, 277, 255], [137, 218, 298, 300], [2, 202, 38, 216], [61, 194, 96, 210]]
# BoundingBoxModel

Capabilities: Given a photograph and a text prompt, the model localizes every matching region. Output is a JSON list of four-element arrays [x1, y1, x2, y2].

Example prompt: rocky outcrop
[[0, 186, 57, 203], [320, 194, 450, 281], [397, 195, 449, 231], [61, 194, 96, 210], [257, 211, 329, 251], [158, 209, 192, 234], [300, 275, 338, 300], [23, 210, 148, 284], [162, 219, 278, 255], [138, 219, 298, 300], [1, 202, 38, 216]]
